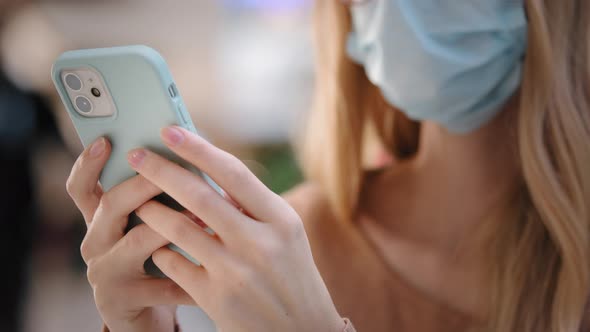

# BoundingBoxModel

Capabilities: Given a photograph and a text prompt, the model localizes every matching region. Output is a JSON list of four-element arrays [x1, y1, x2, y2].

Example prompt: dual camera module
[[64, 73, 101, 114], [62, 69, 115, 118]]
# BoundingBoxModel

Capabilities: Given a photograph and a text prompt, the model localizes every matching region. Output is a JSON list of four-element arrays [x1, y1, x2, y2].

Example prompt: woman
[[65, 0, 590, 331]]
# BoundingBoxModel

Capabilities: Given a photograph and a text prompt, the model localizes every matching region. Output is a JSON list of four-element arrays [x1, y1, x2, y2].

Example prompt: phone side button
[[168, 83, 178, 98], [177, 104, 190, 124]]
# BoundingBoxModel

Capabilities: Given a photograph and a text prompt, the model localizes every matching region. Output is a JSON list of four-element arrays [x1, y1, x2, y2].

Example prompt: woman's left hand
[[129, 126, 344, 332]]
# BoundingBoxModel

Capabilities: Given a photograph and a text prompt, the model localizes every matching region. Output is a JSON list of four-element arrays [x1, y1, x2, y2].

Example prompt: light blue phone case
[[52, 45, 219, 276]]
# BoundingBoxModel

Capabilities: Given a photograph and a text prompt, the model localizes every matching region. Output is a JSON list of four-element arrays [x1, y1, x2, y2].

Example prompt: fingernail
[[128, 149, 146, 168], [89, 138, 106, 157], [161, 126, 184, 146]]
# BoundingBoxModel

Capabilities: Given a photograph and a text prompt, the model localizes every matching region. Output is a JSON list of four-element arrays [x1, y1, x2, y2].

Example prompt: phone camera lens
[[64, 73, 82, 91], [91, 88, 101, 97], [75, 96, 93, 113]]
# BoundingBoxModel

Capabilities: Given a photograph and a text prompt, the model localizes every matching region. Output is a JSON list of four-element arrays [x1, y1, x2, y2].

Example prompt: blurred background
[[0, 0, 314, 331]]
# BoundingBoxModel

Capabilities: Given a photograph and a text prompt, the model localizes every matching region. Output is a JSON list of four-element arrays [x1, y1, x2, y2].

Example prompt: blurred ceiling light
[[211, 11, 314, 145]]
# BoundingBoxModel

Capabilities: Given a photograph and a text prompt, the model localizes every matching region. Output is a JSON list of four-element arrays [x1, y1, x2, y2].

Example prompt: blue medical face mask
[[347, 0, 527, 134]]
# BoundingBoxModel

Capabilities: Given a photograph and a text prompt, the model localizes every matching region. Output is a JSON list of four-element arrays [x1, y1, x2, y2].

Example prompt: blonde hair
[[301, 1, 590, 331]]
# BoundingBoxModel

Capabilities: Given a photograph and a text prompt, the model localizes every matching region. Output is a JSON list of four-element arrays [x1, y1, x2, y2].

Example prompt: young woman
[[65, 0, 590, 331]]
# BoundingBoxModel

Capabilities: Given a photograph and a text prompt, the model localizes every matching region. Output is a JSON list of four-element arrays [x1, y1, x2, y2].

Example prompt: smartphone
[[51, 45, 219, 276]]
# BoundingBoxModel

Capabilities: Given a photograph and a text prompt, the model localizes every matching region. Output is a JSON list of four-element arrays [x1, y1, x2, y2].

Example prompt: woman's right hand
[[66, 137, 193, 332]]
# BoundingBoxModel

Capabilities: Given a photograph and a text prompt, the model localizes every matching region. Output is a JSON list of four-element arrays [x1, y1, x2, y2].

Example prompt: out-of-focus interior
[[0, 0, 313, 331]]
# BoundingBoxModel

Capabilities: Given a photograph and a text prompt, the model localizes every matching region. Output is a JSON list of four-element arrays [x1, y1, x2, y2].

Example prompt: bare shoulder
[[282, 182, 396, 332], [282, 182, 334, 228], [281, 182, 347, 248], [282, 182, 343, 274], [282, 181, 378, 271]]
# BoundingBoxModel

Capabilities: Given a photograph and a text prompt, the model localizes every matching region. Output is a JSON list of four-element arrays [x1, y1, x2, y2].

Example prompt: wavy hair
[[301, 1, 590, 330]]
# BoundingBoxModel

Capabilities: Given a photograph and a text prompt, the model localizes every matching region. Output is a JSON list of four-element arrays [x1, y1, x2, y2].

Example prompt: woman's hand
[[66, 137, 193, 332], [130, 126, 344, 332]]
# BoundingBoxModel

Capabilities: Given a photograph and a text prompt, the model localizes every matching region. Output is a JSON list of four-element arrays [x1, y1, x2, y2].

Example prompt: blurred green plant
[[254, 144, 303, 194]]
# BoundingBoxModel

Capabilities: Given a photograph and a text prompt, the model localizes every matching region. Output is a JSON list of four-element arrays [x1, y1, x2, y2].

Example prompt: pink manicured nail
[[161, 126, 184, 146], [89, 138, 106, 157], [128, 149, 147, 168]]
